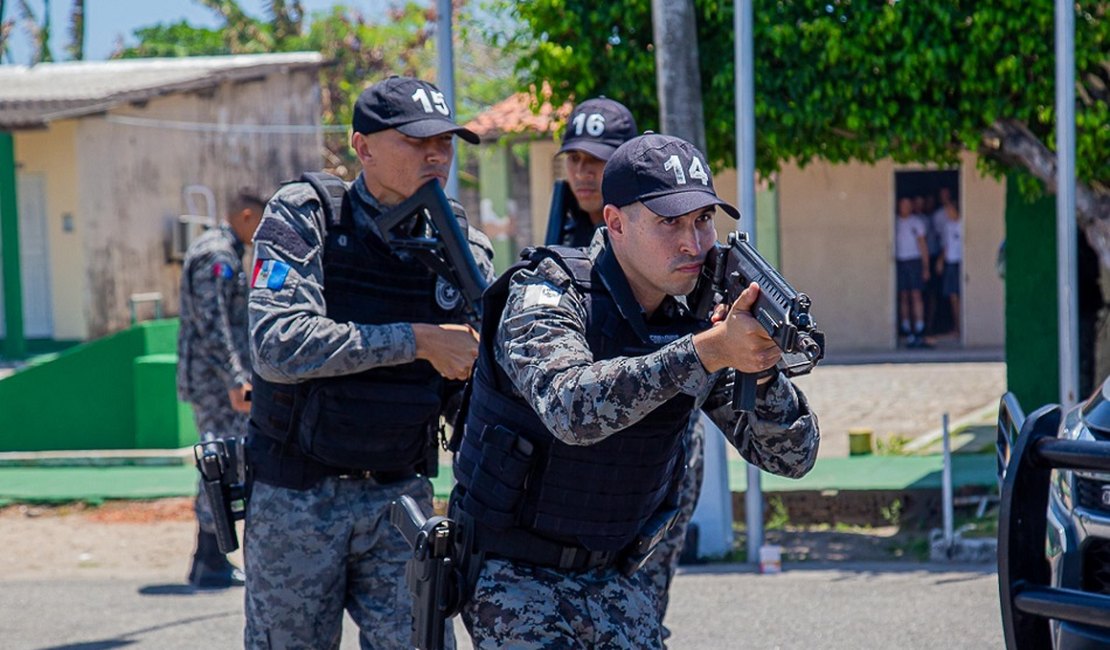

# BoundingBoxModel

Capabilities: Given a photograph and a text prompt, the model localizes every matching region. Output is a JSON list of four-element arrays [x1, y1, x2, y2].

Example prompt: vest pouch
[[460, 424, 535, 530], [297, 379, 441, 471]]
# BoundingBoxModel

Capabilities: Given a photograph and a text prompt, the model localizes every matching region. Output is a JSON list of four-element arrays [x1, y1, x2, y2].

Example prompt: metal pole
[[735, 0, 763, 566], [735, 0, 756, 238], [1055, 0, 1078, 407], [436, 0, 459, 199], [942, 412, 954, 550]]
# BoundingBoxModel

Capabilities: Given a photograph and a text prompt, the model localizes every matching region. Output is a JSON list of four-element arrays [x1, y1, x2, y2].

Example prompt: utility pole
[[1055, 0, 1078, 408], [436, 0, 459, 199], [651, 0, 734, 560], [733, 0, 764, 567]]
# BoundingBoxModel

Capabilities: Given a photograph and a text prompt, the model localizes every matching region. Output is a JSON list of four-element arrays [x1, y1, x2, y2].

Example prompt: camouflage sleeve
[[701, 371, 820, 478], [494, 258, 712, 446], [468, 226, 496, 284], [248, 182, 417, 384], [189, 248, 250, 389]]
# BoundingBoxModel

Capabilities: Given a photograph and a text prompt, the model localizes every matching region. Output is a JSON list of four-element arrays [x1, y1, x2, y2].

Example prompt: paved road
[[1, 562, 1002, 649]]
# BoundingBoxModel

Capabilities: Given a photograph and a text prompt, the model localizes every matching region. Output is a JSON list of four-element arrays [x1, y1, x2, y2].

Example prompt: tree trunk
[[651, 0, 706, 153], [982, 118, 1110, 269]]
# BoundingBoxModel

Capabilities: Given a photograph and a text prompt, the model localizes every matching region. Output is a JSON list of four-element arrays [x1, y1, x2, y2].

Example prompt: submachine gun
[[390, 495, 464, 650], [692, 231, 826, 411], [194, 437, 248, 554], [376, 179, 489, 327]]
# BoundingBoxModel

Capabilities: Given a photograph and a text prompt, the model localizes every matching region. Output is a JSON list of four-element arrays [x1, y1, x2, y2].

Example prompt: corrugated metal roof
[[0, 53, 325, 129]]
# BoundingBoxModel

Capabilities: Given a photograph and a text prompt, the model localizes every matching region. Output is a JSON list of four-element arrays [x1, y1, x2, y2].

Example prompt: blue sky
[[4, 1, 397, 63]]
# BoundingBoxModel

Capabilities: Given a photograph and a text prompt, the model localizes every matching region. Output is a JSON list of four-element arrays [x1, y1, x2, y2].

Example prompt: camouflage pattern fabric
[[176, 224, 251, 534], [641, 413, 705, 631], [460, 558, 661, 649], [244, 173, 491, 648], [243, 476, 452, 650]]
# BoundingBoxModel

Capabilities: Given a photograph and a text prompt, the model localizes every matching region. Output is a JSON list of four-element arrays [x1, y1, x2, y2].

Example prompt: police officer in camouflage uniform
[[548, 97, 706, 638], [177, 189, 265, 588], [547, 97, 637, 247], [453, 133, 819, 648], [243, 76, 493, 649]]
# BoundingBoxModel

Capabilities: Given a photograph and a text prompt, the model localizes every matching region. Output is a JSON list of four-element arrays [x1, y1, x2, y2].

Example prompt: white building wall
[[74, 70, 323, 337]]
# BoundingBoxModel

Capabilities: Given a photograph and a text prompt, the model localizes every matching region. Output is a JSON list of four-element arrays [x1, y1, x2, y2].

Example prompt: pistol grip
[[733, 372, 758, 412]]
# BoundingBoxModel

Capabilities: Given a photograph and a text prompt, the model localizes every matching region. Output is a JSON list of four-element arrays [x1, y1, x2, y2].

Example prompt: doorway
[[16, 173, 54, 339]]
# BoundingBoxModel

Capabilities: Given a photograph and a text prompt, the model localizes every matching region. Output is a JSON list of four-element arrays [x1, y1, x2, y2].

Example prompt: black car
[[997, 380, 1110, 649]]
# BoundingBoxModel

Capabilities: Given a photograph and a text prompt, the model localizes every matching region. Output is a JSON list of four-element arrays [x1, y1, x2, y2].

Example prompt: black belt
[[471, 521, 617, 572], [332, 468, 417, 483], [247, 434, 416, 489]]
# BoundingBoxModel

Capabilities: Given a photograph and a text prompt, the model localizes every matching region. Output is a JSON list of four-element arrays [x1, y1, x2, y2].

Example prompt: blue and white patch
[[436, 276, 462, 311], [252, 259, 291, 290], [521, 281, 564, 309]]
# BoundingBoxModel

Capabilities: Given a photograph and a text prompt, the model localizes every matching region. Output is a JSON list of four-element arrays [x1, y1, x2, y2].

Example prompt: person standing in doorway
[[937, 191, 962, 339], [895, 196, 930, 348]]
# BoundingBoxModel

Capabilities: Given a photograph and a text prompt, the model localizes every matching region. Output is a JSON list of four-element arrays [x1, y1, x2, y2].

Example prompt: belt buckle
[[337, 469, 375, 480]]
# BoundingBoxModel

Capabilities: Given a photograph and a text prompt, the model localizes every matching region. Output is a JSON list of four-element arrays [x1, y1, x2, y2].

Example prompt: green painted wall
[[1004, 177, 1058, 409], [0, 320, 198, 451], [0, 132, 24, 359]]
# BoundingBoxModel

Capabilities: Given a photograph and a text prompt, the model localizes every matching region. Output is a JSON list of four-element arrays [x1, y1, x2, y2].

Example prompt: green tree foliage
[[0, 1, 12, 63], [493, 0, 1110, 259], [64, 0, 82, 61], [119, 21, 228, 58], [15, 0, 51, 63]]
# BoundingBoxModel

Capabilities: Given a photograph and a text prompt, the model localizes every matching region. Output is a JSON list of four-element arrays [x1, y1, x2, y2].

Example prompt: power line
[[104, 114, 348, 134]]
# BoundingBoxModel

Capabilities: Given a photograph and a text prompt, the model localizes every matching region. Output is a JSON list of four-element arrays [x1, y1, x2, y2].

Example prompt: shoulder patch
[[254, 217, 313, 262], [252, 259, 291, 290], [212, 262, 235, 279], [521, 281, 565, 310]]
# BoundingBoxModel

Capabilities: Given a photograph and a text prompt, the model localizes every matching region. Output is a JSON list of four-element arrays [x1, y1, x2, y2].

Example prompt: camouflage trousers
[[460, 558, 661, 649], [640, 413, 706, 629], [243, 474, 452, 650], [189, 391, 249, 534]]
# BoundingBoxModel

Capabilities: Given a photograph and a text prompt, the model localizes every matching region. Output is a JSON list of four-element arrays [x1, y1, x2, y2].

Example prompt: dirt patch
[[0, 498, 958, 584], [0, 499, 226, 582], [84, 498, 195, 523]]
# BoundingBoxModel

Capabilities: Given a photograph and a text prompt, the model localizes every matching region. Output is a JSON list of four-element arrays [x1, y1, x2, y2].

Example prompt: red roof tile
[[465, 91, 572, 141]]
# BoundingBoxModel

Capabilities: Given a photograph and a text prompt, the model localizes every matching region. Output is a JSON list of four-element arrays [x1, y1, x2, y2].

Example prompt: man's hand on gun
[[696, 281, 783, 375], [414, 323, 480, 381], [228, 382, 252, 413]]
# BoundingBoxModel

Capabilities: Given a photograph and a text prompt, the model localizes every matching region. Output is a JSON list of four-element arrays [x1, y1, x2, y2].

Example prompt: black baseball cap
[[602, 133, 740, 219], [557, 97, 638, 161], [352, 76, 479, 144]]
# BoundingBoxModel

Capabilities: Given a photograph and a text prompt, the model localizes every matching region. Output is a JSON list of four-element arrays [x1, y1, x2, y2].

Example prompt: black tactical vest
[[248, 174, 467, 487], [454, 244, 705, 552]]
